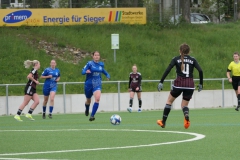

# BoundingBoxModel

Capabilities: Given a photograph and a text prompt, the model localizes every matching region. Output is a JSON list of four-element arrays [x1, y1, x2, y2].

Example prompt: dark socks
[[129, 98, 133, 107], [237, 94, 240, 106], [85, 104, 90, 111], [28, 108, 34, 114], [91, 103, 99, 117], [138, 99, 142, 108], [43, 106, 46, 114], [162, 104, 171, 123], [17, 109, 22, 116], [182, 106, 189, 117]]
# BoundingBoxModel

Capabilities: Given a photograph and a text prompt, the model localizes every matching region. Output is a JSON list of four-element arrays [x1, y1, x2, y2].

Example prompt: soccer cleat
[[235, 106, 239, 111], [14, 115, 23, 122], [42, 113, 46, 119], [184, 115, 190, 129], [157, 120, 165, 128], [127, 107, 132, 113], [25, 114, 35, 121], [48, 114, 53, 119], [89, 116, 95, 121], [85, 110, 89, 116], [138, 108, 142, 112]]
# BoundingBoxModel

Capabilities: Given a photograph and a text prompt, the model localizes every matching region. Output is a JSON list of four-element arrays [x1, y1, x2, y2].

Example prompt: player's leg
[[25, 92, 39, 121], [84, 85, 93, 116], [137, 91, 142, 112], [127, 90, 135, 113], [181, 89, 194, 129], [42, 87, 50, 119], [14, 87, 32, 121], [89, 89, 101, 121], [48, 90, 56, 118], [157, 87, 180, 128], [235, 80, 240, 111], [231, 78, 239, 111]]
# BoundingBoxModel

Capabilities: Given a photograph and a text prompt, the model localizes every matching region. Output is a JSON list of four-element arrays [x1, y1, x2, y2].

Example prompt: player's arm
[[194, 60, 203, 86], [41, 69, 52, 79], [159, 58, 175, 83], [138, 74, 142, 88], [27, 73, 39, 84], [55, 70, 60, 82], [81, 62, 91, 75], [128, 74, 131, 89], [102, 68, 110, 79], [227, 63, 232, 82]]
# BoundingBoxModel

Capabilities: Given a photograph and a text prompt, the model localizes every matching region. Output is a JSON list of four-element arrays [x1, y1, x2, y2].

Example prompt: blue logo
[[3, 10, 32, 23]]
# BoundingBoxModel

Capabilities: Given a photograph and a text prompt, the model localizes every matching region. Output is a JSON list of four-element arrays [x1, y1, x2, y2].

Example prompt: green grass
[[0, 108, 240, 159], [1, 23, 240, 95]]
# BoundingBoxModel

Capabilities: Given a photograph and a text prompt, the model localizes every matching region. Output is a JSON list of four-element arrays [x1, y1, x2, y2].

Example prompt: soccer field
[[0, 108, 239, 160]]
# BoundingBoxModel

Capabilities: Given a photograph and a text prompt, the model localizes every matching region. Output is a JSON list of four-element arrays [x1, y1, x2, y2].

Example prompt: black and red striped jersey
[[26, 68, 38, 89], [129, 72, 142, 89], [160, 55, 203, 88]]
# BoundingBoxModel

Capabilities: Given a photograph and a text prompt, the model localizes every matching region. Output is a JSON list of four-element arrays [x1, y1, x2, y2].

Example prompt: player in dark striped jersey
[[127, 64, 142, 113], [14, 60, 41, 122], [157, 43, 203, 129]]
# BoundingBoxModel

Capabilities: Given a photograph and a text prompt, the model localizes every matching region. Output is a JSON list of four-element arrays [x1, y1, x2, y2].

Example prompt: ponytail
[[179, 43, 190, 72], [180, 53, 184, 71], [24, 60, 39, 68]]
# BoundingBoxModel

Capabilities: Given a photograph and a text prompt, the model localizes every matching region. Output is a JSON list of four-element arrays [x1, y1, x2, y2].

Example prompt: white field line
[[0, 129, 205, 157]]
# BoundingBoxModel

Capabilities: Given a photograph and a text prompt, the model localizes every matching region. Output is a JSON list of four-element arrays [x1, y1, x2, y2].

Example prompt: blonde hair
[[24, 60, 39, 68]]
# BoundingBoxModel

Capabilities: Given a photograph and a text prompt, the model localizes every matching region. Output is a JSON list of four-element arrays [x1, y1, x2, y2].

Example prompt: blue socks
[[49, 106, 53, 114], [43, 106, 46, 113], [91, 103, 99, 117]]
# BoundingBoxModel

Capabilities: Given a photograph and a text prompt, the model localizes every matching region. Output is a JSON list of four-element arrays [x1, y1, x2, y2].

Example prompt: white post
[[111, 34, 119, 63]]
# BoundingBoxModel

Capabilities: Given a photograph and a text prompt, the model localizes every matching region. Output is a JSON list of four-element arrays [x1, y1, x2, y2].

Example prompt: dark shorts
[[232, 76, 240, 90], [170, 86, 194, 101], [24, 86, 36, 96], [129, 86, 142, 92], [84, 84, 101, 99]]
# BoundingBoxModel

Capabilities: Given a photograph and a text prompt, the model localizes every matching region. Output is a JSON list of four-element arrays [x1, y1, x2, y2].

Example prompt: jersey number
[[182, 64, 189, 77]]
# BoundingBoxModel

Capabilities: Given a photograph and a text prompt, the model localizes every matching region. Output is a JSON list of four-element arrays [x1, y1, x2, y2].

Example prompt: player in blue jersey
[[41, 60, 60, 119], [82, 51, 110, 121]]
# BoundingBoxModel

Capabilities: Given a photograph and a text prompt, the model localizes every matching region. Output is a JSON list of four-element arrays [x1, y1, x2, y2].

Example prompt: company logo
[[108, 11, 122, 22], [3, 10, 32, 23]]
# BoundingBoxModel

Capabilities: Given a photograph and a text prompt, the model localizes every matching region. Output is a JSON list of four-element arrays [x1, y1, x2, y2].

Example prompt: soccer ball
[[110, 114, 121, 125]]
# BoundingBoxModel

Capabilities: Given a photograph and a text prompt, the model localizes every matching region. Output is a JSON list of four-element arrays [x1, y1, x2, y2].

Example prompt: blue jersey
[[42, 67, 61, 89], [82, 61, 110, 87]]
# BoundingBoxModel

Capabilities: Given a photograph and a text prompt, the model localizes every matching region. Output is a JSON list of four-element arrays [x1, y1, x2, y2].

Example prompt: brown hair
[[233, 52, 240, 56], [179, 43, 190, 71], [92, 51, 99, 56]]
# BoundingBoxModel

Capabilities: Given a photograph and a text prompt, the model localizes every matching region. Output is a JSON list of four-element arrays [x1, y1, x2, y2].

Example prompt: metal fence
[[0, 78, 229, 115], [1, 0, 239, 23]]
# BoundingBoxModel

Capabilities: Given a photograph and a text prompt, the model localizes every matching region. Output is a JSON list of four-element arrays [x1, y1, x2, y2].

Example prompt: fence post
[[222, 78, 225, 108], [6, 85, 9, 115], [118, 81, 120, 111], [63, 82, 66, 113]]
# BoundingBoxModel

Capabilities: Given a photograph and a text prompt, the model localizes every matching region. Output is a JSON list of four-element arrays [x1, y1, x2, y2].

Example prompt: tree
[[182, 0, 190, 23], [26, 0, 51, 8], [110, 0, 143, 7]]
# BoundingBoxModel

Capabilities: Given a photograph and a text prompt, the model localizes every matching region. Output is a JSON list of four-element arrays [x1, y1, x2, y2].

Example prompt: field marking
[[0, 129, 205, 156], [0, 158, 65, 160]]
